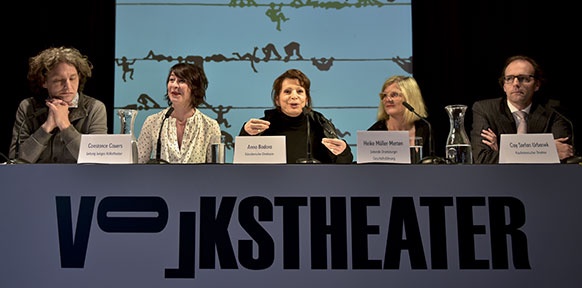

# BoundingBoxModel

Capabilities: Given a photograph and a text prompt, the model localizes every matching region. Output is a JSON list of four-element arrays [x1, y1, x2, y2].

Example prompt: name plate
[[499, 133, 559, 163], [357, 131, 410, 164], [233, 136, 286, 164], [78, 134, 135, 164]]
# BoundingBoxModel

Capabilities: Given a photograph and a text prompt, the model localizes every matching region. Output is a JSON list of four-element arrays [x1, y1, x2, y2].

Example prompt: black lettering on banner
[[351, 197, 382, 269], [199, 197, 238, 269], [384, 197, 427, 269], [54, 195, 531, 277], [310, 197, 348, 269], [56, 196, 96, 268], [56, 196, 168, 269], [457, 197, 488, 269], [165, 212, 197, 278], [97, 196, 168, 232], [238, 196, 274, 270], [488, 197, 530, 269], [274, 197, 308, 269], [420, 197, 454, 269]]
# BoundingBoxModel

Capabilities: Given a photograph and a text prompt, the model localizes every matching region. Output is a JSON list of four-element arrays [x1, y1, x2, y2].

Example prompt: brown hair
[[271, 69, 313, 111], [27, 46, 93, 95], [498, 55, 545, 87], [165, 62, 208, 108]]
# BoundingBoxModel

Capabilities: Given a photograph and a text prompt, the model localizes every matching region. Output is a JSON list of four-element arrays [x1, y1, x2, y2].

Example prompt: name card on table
[[78, 134, 134, 164], [357, 131, 410, 164], [233, 136, 286, 164], [499, 133, 559, 163]]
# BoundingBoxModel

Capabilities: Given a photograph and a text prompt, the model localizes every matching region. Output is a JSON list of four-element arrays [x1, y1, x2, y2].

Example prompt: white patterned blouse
[[137, 108, 221, 163]]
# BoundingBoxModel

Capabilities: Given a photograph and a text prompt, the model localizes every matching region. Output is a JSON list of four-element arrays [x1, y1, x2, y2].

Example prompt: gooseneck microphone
[[147, 107, 174, 164], [551, 108, 582, 164], [296, 107, 321, 164], [402, 102, 445, 164], [10, 107, 48, 164]]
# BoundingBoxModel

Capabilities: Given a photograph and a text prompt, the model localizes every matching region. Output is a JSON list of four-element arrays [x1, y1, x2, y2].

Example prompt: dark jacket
[[367, 119, 434, 157], [470, 97, 572, 164], [239, 108, 353, 164]]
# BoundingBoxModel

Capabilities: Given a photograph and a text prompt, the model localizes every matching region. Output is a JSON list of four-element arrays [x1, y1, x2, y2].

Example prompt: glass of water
[[410, 136, 423, 164]]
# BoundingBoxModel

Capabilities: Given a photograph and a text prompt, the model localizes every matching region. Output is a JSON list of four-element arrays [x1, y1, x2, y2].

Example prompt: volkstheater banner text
[[1, 164, 580, 287]]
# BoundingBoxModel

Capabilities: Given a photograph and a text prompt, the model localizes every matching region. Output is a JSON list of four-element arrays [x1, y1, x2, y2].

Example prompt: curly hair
[[27, 46, 93, 96]]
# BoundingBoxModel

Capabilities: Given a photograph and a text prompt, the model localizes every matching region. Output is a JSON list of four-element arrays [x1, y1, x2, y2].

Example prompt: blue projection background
[[114, 0, 412, 162]]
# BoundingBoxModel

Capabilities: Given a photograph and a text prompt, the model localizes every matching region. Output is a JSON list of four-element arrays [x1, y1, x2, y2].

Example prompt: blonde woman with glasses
[[367, 75, 434, 163]]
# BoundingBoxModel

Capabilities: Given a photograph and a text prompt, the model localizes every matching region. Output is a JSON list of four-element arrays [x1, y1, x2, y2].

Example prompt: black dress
[[367, 119, 433, 157]]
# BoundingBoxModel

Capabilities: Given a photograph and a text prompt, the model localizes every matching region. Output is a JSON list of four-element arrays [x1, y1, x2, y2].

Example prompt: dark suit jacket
[[470, 97, 572, 164]]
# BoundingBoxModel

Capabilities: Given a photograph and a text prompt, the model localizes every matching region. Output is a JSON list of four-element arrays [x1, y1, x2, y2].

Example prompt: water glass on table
[[410, 136, 423, 164]]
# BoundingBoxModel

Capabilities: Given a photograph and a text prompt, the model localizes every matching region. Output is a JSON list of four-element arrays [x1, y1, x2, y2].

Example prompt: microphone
[[147, 107, 174, 164], [551, 108, 581, 164], [10, 108, 48, 164], [296, 107, 321, 164], [402, 102, 445, 164]]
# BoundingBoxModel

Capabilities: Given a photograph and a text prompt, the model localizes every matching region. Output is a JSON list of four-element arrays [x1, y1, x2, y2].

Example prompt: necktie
[[514, 111, 527, 134]]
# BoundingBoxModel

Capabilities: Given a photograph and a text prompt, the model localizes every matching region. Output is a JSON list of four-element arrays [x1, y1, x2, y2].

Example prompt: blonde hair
[[376, 75, 428, 124]]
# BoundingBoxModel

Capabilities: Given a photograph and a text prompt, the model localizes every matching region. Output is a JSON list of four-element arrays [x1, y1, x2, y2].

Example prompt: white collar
[[67, 93, 80, 108], [506, 100, 531, 114]]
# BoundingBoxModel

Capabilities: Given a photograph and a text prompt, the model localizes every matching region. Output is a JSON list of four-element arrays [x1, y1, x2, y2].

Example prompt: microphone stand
[[147, 107, 174, 164], [552, 108, 582, 164], [9, 108, 48, 164], [402, 102, 445, 164], [296, 108, 321, 164], [0, 152, 11, 164]]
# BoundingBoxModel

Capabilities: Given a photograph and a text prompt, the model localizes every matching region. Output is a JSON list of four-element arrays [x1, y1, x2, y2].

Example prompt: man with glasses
[[470, 55, 575, 164]]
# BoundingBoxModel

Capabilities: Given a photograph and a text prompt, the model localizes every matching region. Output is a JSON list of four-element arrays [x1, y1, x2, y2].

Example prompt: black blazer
[[470, 97, 572, 164], [368, 119, 433, 157]]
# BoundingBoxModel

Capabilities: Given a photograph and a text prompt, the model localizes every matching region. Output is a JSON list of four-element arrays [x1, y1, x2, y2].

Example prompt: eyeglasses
[[503, 74, 535, 84], [380, 92, 402, 100]]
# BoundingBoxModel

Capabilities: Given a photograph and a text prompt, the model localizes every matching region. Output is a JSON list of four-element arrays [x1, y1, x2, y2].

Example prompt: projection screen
[[114, 0, 412, 162]]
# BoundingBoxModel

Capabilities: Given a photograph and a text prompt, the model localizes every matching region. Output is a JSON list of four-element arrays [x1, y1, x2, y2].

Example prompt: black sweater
[[239, 109, 353, 164]]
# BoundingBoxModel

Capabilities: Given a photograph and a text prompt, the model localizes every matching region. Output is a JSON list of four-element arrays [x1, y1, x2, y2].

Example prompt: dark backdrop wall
[[3, 0, 579, 160], [4, 1, 115, 161]]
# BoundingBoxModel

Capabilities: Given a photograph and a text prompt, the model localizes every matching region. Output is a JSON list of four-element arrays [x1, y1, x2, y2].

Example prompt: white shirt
[[506, 100, 531, 126], [137, 108, 221, 163]]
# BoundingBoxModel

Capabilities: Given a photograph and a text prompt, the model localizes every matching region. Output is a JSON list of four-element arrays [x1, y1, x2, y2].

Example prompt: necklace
[[173, 107, 195, 127]]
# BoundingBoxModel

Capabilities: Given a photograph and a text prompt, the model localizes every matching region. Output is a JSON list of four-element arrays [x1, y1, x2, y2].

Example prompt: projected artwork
[[115, 0, 412, 162]]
